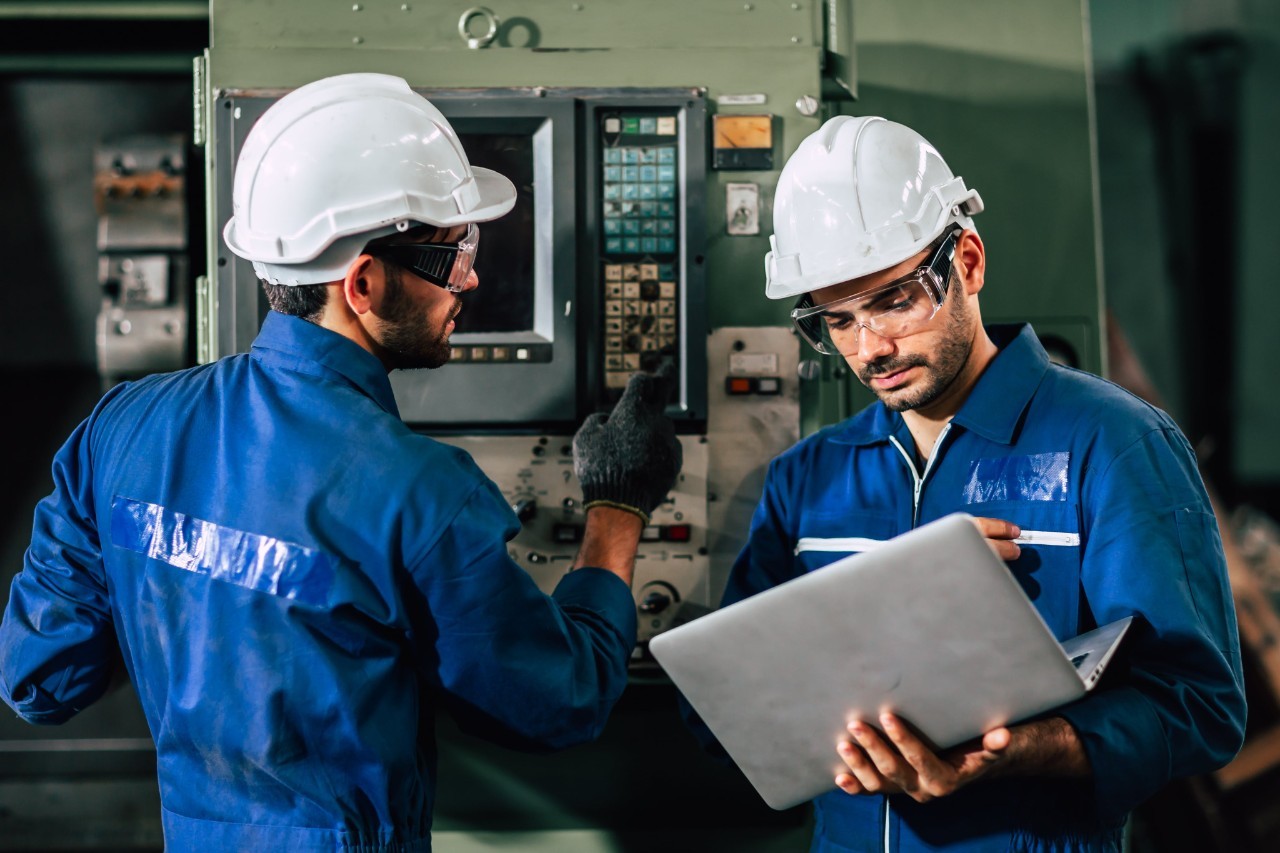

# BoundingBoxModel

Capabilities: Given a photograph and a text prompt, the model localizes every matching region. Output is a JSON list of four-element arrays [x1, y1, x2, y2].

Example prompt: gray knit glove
[[573, 365, 683, 525]]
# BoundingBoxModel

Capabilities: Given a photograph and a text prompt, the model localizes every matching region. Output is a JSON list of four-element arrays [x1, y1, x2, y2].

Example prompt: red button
[[663, 524, 692, 542], [726, 377, 752, 395]]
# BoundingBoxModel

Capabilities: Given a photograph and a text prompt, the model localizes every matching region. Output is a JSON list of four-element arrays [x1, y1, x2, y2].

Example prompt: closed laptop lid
[[650, 513, 1088, 810]]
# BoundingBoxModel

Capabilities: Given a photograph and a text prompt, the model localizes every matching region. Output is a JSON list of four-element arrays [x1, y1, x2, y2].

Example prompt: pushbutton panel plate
[[599, 111, 681, 395]]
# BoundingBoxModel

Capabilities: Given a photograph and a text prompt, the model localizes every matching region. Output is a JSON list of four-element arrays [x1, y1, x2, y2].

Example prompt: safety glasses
[[365, 222, 479, 293], [790, 230, 958, 356]]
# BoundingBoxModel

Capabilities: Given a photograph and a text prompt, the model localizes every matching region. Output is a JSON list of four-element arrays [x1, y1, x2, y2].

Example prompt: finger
[[834, 772, 864, 796], [970, 516, 1021, 540], [837, 737, 893, 794], [615, 366, 676, 413], [982, 727, 1012, 753], [848, 721, 909, 791], [879, 714, 950, 790], [985, 538, 1022, 562]]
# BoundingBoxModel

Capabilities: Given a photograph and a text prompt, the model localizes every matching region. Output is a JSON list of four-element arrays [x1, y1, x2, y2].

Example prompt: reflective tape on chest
[[962, 452, 1071, 503], [794, 536, 887, 555]]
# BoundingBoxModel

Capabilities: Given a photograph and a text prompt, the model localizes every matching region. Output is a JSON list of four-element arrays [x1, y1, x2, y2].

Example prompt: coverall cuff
[[551, 567, 639, 648], [1056, 687, 1169, 824]]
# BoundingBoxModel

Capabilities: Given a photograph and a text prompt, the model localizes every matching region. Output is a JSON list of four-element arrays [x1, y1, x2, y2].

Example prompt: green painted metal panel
[[212, 0, 819, 51]]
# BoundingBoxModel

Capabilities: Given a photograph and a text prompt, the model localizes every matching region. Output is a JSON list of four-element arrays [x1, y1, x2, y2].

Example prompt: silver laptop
[[649, 512, 1132, 810]]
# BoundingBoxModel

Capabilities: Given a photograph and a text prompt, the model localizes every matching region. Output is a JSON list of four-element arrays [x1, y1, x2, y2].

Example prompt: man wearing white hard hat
[[696, 116, 1244, 851], [0, 74, 681, 851]]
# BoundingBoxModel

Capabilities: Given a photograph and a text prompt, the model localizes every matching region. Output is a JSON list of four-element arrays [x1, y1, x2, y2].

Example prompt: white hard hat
[[764, 115, 983, 300], [222, 73, 517, 285]]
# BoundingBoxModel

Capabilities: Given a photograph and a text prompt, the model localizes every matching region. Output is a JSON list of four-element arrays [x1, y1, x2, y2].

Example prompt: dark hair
[[260, 224, 449, 321], [261, 281, 330, 321]]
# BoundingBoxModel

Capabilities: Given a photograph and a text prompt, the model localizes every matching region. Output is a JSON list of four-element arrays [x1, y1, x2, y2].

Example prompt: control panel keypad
[[602, 262, 678, 387], [600, 112, 680, 394]]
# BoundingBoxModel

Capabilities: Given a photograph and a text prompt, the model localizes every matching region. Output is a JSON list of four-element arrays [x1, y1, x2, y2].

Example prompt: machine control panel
[[436, 434, 709, 666], [599, 111, 682, 395]]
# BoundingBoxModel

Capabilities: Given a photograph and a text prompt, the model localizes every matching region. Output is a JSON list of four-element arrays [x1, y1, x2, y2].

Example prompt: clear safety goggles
[[366, 222, 479, 293], [790, 230, 958, 356]]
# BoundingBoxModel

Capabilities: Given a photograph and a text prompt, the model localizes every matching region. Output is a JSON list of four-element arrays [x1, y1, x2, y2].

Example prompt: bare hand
[[835, 713, 1011, 803], [970, 516, 1021, 561]]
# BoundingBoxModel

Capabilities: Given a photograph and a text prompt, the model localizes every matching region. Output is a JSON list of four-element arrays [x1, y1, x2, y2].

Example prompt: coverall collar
[[837, 323, 1049, 447], [250, 311, 402, 419]]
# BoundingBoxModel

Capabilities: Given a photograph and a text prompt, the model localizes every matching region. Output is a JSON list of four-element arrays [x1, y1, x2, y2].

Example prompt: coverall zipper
[[882, 423, 953, 852], [889, 423, 952, 529]]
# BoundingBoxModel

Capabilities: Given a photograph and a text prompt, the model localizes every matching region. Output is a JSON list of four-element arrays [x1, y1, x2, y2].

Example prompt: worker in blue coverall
[[685, 115, 1247, 852], [0, 73, 682, 851]]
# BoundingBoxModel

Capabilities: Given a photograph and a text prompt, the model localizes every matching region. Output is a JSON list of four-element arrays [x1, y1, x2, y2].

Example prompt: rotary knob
[[512, 497, 538, 523]]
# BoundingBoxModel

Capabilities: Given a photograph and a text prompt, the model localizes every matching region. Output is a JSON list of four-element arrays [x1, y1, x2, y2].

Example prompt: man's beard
[[855, 287, 973, 412], [377, 268, 459, 370]]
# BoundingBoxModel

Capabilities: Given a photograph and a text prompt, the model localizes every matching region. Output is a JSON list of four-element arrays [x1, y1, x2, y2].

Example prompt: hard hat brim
[[459, 166, 518, 225]]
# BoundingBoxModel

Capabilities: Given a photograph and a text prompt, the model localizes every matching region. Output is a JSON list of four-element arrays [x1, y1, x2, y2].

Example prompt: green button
[[623, 117, 640, 134]]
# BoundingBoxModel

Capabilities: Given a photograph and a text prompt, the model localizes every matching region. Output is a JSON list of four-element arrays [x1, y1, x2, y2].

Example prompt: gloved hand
[[573, 365, 683, 526]]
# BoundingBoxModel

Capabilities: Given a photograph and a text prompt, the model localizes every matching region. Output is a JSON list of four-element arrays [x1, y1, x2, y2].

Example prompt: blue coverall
[[697, 324, 1246, 853], [0, 311, 638, 851]]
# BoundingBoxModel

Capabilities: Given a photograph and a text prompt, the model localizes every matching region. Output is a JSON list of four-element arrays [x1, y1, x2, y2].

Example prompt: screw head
[[795, 94, 820, 116]]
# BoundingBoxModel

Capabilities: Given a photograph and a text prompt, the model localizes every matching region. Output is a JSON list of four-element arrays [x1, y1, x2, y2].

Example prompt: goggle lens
[[791, 276, 943, 356], [367, 222, 480, 293]]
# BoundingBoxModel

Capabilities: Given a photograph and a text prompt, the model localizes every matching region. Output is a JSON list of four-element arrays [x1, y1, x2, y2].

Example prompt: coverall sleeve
[[1056, 427, 1246, 822], [405, 476, 638, 751], [0, 415, 117, 725]]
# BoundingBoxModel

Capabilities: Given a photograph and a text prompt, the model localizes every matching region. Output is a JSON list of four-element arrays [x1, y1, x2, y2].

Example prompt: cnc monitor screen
[[454, 133, 534, 335]]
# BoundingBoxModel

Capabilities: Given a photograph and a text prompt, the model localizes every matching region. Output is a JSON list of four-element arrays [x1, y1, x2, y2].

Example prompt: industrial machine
[[189, 4, 1104, 848], [0, 1, 1108, 850]]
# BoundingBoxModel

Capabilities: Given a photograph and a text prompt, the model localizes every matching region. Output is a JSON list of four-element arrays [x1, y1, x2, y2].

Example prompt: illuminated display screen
[[453, 133, 535, 334]]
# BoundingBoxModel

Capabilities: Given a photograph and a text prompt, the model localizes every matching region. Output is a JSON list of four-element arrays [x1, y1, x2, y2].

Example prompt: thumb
[[982, 727, 1012, 754]]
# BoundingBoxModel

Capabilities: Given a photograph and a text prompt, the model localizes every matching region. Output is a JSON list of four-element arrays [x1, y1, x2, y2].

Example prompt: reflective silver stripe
[[1012, 530, 1080, 546], [110, 495, 340, 605], [794, 537, 886, 555]]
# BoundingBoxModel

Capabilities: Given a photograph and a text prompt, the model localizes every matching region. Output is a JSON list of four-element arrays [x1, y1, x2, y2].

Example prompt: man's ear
[[342, 254, 380, 315], [954, 229, 986, 296]]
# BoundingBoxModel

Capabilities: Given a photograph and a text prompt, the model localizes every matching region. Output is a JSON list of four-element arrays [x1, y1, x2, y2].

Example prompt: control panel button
[[756, 377, 781, 395], [663, 524, 692, 543], [552, 523, 584, 544]]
